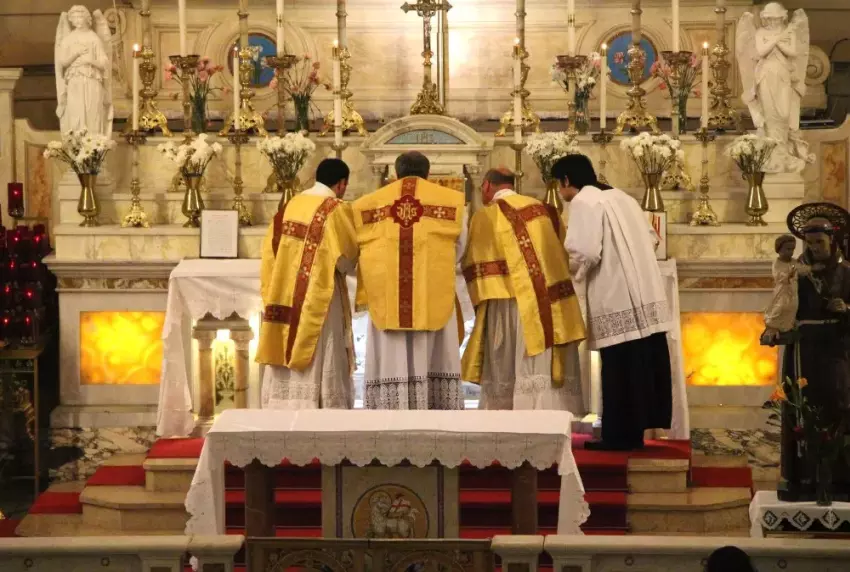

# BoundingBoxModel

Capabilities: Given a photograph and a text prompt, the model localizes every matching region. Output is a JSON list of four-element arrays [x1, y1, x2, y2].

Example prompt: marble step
[[627, 487, 752, 535], [79, 485, 188, 532], [15, 513, 184, 537], [144, 458, 198, 493], [627, 458, 690, 494]]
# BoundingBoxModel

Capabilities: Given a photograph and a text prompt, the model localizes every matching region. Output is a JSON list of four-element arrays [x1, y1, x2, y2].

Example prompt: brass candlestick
[[265, 54, 298, 133], [227, 131, 252, 227], [169, 54, 200, 141], [708, 42, 739, 132], [556, 54, 589, 136], [592, 129, 614, 184], [220, 48, 268, 136], [320, 48, 367, 136], [137, 46, 171, 136], [660, 50, 693, 135], [690, 127, 720, 226], [496, 44, 541, 137], [122, 131, 151, 228], [510, 142, 526, 195], [615, 43, 659, 134], [331, 141, 348, 160]]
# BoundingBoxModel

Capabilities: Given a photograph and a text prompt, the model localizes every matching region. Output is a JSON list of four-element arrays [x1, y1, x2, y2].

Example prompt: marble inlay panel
[[24, 142, 52, 225], [690, 428, 780, 473], [668, 234, 777, 260], [821, 140, 848, 208], [57, 277, 170, 290], [680, 277, 775, 289], [49, 426, 156, 483]]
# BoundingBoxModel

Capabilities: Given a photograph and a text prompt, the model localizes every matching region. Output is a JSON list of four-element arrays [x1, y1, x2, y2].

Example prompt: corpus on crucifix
[[401, 0, 451, 116]]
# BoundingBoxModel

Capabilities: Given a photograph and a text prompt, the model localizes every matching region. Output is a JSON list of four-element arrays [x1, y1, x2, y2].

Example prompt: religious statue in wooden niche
[[763, 203, 850, 503]]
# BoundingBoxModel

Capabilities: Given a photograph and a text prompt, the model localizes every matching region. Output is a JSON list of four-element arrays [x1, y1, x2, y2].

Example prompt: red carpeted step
[[147, 438, 205, 459], [28, 491, 83, 515], [226, 526, 323, 538], [0, 519, 20, 537], [225, 489, 322, 506], [87, 465, 146, 487], [225, 466, 322, 489], [690, 466, 753, 489]]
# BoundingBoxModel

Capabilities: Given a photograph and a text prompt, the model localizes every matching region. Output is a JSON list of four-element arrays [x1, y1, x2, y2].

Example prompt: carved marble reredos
[[360, 115, 494, 176]]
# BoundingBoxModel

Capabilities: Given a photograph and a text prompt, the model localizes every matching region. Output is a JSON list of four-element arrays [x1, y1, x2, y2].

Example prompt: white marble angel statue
[[736, 2, 814, 174], [54, 5, 114, 138]]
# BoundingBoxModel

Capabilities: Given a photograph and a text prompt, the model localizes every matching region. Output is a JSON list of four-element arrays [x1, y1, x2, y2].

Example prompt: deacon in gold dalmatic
[[256, 159, 359, 409], [353, 151, 467, 410], [462, 168, 587, 412]]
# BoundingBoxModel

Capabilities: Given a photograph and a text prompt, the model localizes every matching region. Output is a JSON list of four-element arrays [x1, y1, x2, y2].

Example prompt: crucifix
[[401, 0, 452, 115]]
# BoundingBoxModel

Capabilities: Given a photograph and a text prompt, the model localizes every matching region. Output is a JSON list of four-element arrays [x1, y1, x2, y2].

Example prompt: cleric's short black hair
[[395, 151, 430, 179], [706, 546, 755, 572], [551, 154, 599, 189], [315, 158, 350, 188]]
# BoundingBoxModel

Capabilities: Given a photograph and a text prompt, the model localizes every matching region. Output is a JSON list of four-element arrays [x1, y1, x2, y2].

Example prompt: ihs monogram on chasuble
[[391, 195, 425, 228]]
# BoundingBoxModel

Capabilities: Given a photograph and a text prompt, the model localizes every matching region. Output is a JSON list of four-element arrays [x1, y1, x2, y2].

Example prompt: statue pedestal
[[763, 172, 806, 199]]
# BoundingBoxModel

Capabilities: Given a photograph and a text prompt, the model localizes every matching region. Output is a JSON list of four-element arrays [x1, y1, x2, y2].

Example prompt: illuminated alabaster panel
[[79, 311, 165, 385], [682, 312, 777, 387]]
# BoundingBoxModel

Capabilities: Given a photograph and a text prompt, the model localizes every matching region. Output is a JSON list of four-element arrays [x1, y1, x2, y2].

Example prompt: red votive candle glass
[[7, 183, 24, 219]]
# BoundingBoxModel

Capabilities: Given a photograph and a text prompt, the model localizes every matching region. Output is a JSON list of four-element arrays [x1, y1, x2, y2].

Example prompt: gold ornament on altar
[[122, 130, 152, 228], [401, 0, 451, 116], [227, 131, 253, 227], [169, 54, 200, 141], [554, 55, 590, 136], [220, 47, 268, 137], [726, 134, 777, 226], [615, 43, 659, 134], [621, 133, 683, 213], [265, 53, 299, 132], [690, 127, 720, 227], [320, 47, 368, 137], [135, 0, 170, 135], [256, 133, 316, 209], [591, 130, 614, 185], [157, 134, 224, 227], [496, 43, 541, 137], [708, 1, 740, 131]]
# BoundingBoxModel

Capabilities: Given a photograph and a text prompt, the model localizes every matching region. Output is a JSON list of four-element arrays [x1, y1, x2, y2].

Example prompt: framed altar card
[[647, 211, 668, 261], [200, 209, 239, 259]]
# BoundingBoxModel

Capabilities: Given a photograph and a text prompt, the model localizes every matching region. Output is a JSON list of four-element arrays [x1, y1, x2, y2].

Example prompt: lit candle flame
[[703, 41, 710, 51], [333, 39, 339, 48], [601, 42, 607, 52], [514, 37, 520, 46], [132, 43, 140, 54]]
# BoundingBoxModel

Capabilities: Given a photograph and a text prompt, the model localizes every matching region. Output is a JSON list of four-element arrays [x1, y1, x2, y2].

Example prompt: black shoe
[[584, 440, 640, 451]]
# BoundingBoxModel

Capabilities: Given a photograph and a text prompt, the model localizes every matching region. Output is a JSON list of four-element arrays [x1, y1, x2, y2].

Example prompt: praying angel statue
[[54, 5, 114, 138], [736, 2, 814, 174]]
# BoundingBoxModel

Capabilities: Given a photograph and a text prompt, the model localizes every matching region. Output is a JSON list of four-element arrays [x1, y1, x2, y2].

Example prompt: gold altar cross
[[401, 0, 451, 115]]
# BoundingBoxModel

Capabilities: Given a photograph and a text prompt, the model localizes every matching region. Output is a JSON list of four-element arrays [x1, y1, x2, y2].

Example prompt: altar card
[[200, 209, 239, 259], [321, 463, 459, 539], [647, 211, 668, 261]]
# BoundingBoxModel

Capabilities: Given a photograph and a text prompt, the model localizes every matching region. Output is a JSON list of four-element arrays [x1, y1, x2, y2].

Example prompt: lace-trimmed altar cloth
[[749, 490, 850, 537], [184, 408, 589, 536]]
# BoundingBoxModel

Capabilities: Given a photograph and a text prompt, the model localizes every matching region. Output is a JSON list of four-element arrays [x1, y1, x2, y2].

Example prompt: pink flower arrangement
[[163, 56, 225, 132], [650, 54, 701, 99]]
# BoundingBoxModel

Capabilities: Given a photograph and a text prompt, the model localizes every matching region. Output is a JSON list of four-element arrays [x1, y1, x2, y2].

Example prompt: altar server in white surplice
[[461, 168, 587, 412], [353, 152, 468, 410], [256, 159, 359, 409], [554, 154, 674, 451]]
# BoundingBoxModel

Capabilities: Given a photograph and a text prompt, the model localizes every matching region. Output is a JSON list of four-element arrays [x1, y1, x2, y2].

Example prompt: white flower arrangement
[[43, 129, 116, 175], [526, 132, 580, 183], [725, 134, 778, 174], [620, 132, 684, 175], [551, 52, 603, 100], [256, 133, 317, 182], [157, 133, 223, 176]]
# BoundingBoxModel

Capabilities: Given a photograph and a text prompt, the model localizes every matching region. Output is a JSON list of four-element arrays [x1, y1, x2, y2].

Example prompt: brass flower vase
[[745, 171, 769, 226], [77, 173, 100, 227], [544, 179, 564, 215], [640, 172, 665, 213], [275, 173, 302, 210], [181, 174, 205, 228]]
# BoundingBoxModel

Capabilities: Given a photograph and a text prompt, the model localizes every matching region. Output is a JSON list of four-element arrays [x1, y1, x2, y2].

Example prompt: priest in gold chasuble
[[353, 152, 467, 410], [257, 159, 359, 409], [461, 169, 586, 411]]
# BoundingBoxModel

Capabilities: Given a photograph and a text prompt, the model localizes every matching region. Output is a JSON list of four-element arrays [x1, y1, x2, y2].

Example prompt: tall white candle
[[333, 41, 342, 147], [178, 0, 187, 56], [567, 0, 576, 56], [701, 42, 710, 128], [513, 38, 522, 144], [600, 44, 608, 130], [632, 0, 641, 45], [276, 0, 285, 57], [132, 44, 140, 131], [233, 48, 241, 131], [672, 0, 680, 52]]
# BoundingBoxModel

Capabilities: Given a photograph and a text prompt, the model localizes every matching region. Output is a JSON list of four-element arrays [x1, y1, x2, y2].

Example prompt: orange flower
[[770, 385, 787, 402], [797, 377, 809, 388]]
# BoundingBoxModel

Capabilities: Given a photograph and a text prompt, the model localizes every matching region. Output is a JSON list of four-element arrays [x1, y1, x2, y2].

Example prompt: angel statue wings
[[736, 2, 815, 174], [55, 5, 114, 138]]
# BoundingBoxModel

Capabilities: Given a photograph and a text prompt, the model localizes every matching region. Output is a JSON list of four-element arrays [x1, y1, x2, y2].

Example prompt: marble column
[[229, 328, 254, 409], [0, 69, 23, 195], [192, 329, 217, 433]]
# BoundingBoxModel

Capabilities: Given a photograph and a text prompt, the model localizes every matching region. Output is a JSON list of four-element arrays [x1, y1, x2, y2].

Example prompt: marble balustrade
[[0, 535, 244, 572]]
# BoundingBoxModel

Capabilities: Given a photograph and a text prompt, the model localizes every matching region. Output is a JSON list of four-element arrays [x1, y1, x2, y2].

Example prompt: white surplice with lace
[[475, 189, 584, 414], [363, 204, 469, 411], [261, 182, 356, 410]]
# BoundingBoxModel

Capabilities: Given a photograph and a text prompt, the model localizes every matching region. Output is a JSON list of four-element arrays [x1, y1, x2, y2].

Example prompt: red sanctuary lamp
[[7, 182, 24, 219]]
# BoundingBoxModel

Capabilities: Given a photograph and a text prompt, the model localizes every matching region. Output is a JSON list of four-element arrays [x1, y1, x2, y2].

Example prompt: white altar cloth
[[659, 259, 689, 440], [184, 409, 589, 536], [749, 490, 850, 538]]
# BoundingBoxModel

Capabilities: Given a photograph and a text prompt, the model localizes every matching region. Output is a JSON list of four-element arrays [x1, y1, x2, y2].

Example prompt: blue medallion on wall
[[228, 33, 277, 88], [606, 30, 659, 87]]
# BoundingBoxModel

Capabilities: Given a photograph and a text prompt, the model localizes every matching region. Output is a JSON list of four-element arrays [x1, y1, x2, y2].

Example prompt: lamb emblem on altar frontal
[[354, 487, 426, 539]]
